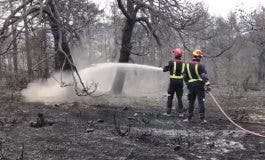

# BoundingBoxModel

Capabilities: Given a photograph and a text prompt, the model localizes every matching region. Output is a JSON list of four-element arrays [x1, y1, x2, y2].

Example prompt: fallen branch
[[113, 113, 130, 137]]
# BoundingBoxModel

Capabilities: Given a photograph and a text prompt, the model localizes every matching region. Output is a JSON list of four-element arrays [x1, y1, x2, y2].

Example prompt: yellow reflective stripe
[[181, 63, 185, 73], [170, 62, 184, 79], [187, 64, 192, 79], [195, 64, 202, 81], [187, 63, 202, 83], [188, 79, 201, 82], [173, 62, 176, 77], [170, 75, 183, 79]]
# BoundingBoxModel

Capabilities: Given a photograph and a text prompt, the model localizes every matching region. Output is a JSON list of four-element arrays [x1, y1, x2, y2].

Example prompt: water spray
[[22, 63, 167, 104]]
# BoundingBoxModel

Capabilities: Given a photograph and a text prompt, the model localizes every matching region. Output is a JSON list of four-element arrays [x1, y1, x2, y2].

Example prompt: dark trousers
[[187, 82, 205, 120], [167, 80, 183, 114]]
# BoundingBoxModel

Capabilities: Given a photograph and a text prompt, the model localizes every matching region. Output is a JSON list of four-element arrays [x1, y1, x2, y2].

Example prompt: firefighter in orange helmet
[[163, 48, 186, 117], [183, 49, 210, 123]]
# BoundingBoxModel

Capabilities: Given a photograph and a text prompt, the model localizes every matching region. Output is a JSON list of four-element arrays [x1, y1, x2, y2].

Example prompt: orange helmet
[[172, 48, 183, 56], [192, 49, 203, 57]]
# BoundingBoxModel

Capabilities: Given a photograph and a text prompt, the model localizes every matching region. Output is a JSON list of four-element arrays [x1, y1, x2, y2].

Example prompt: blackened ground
[[0, 87, 265, 160]]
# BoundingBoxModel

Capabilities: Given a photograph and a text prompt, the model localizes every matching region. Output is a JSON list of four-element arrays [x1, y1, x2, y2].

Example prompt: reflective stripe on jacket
[[169, 62, 185, 79], [186, 63, 202, 82]]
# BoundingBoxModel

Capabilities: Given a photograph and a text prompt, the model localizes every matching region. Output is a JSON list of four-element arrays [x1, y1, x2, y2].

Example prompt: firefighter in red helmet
[[183, 49, 210, 123], [163, 48, 185, 117]]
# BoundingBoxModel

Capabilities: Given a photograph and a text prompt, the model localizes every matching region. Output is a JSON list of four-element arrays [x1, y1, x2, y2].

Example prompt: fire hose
[[208, 92, 265, 138]]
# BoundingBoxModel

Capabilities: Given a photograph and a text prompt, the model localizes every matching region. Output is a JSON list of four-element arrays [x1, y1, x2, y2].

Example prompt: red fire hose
[[208, 92, 265, 138]]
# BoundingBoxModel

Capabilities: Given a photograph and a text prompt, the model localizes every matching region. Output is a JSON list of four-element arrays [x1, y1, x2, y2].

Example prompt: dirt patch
[[0, 88, 265, 159]]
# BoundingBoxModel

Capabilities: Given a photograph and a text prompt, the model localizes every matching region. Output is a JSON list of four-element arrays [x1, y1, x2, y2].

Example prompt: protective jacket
[[163, 60, 185, 114], [184, 58, 210, 121], [184, 59, 210, 86]]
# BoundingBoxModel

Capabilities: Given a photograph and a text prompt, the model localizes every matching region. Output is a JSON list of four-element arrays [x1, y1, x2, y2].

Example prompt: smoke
[[21, 72, 77, 104], [22, 63, 169, 106]]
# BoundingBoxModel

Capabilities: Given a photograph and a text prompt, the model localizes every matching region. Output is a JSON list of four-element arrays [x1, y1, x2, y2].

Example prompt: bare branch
[[177, 30, 192, 52], [32, 54, 55, 70], [0, 0, 35, 36], [117, 0, 132, 20], [204, 41, 235, 58], [136, 17, 161, 46]]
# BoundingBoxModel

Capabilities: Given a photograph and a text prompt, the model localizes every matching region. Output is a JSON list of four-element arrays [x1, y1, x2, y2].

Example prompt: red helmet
[[172, 48, 183, 56], [192, 49, 203, 57]]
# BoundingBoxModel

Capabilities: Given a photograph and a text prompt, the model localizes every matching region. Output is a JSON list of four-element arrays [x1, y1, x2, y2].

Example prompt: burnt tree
[[23, 0, 33, 78], [111, 0, 136, 94], [111, 0, 206, 94], [46, 0, 73, 71], [112, 0, 161, 94], [9, 0, 18, 74], [0, 0, 101, 73]]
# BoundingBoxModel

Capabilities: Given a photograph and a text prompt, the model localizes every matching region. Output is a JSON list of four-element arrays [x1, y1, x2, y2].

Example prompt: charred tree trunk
[[23, 0, 33, 79], [51, 28, 73, 71], [111, 6, 136, 95], [119, 20, 135, 62], [42, 24, 49, 79], [9, 0, 18, 74], [47, 0, 73, 71], [12, 26, 18, 74], [111, 0, 161, 95], [24, 18, 33, 78]]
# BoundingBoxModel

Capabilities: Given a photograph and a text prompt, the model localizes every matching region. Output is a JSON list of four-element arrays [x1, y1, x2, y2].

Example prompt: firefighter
[[183, 49, 210, 123], [163, 48, 185, 117]]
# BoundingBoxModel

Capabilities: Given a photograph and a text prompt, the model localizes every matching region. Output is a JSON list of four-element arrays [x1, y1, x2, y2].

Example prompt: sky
[[90, 0, 265, 18], [198, 0, 265, 17]]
